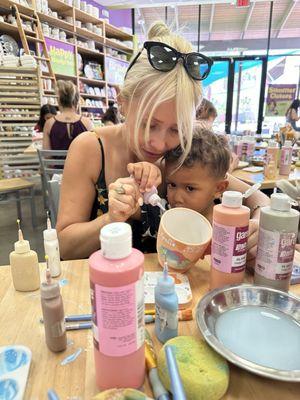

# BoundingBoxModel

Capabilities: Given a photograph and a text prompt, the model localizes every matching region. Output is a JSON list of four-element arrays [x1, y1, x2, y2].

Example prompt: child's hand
[[108, 177, 142, 222], [246, 219, 259, 270], [127, 162, 162, 193]]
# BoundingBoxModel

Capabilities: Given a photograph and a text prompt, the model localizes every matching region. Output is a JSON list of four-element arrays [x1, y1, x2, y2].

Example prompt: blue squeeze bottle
[[155, 259, 178, 343]]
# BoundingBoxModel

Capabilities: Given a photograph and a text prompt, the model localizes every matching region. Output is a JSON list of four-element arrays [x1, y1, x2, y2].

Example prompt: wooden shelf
[[76, 46, 104, 58], [106, 54, 129, 64], [44, 35, 75, 48], [48, 0, 73, 15], [0, 21, 34, 37], [105, 38, 133, 54], [55, 73, 77, 80], [79, 77, 105, 86], [37, 12, 74, 32], [104, 22, 133, 41], [74, 7, 104, 25], [80, 93, 106, 99], [75, 27, 104, 44], [0, 0, 34, 15], [81, 105, 106, 110]]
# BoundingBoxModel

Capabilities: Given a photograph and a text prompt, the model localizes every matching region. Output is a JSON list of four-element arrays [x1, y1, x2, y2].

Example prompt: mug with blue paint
[[157, 208, 212, 272]]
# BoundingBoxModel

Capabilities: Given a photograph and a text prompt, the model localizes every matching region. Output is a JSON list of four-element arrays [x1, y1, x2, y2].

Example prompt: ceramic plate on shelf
[[0, 345, 32, 399], [196, 284, 300, 382], [84, 64, 94, 79]]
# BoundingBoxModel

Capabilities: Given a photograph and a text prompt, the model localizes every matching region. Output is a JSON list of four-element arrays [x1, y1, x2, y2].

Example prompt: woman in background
[[35, 104, 57, 132], [286, 99, 300, 133], [101, 101, 120, 126], [43, 80, 93, 150], [196, 98, 217, 129]]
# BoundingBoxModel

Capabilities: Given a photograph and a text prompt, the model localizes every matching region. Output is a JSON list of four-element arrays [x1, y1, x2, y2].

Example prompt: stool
[[0, 178, 37, 228]]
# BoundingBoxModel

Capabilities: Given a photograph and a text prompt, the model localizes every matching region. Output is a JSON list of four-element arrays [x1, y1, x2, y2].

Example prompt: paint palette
[[0, 345, 32, 400]]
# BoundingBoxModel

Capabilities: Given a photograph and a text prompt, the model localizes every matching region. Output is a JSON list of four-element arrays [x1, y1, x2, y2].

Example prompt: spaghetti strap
[[98, 137, 105, 182]]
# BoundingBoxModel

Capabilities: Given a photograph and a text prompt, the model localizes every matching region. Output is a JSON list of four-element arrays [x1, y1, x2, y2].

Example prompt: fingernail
[[138, 198, 143, 206]]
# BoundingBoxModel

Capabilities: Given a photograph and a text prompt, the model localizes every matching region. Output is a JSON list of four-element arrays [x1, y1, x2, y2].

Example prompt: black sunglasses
[[125, 41, 213, 81]]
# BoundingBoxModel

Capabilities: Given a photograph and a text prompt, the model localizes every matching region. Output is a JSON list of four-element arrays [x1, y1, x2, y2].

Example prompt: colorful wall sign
[[105, 56, 129, 86], [45, 38, 76, 77], [265, 84, 297, 117]]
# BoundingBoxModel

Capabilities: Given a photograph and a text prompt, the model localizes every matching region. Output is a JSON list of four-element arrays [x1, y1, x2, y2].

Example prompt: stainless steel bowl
[[196, 284, 300, 382]]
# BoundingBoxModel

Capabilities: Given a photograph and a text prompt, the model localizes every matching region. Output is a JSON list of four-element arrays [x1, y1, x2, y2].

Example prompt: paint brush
[[66, 322, 92, 331], [165, 345, 186, 400], [145, 309, 193, 323]]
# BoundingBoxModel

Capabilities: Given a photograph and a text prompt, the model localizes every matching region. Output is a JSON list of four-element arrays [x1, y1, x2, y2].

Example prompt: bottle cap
[[41, 281, 60, 299], [148, 193, 161, 207], [157, 269, 175, 294], [270, 193, 291, 211], [14, 239, 30, 254], [43, 228, 58, 241], [222, 191, 243, 208], [284, 140, 293, 148], [100, 222, 132, 260]]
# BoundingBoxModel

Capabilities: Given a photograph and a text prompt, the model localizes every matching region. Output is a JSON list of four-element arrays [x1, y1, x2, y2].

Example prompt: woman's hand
[[108, 177, 142, 222], [246, 218, 259, 270], [127, 162, 162, 193]]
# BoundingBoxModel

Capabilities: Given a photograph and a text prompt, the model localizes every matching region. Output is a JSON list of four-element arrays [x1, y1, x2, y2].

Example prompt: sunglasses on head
[[125, 41, 213, 81]]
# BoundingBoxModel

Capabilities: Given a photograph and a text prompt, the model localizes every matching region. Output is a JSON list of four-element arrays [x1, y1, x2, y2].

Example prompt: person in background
[[35, 104, 57, 133], [286, 99, 300, 133], [101, 101, 120, 126], [43, 80, 93, 150], [196, 98, 217, 129]]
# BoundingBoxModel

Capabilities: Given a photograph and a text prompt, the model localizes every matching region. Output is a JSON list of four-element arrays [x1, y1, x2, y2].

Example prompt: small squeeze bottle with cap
[[210, 191, 250, 290], [40, 256, 67, 352], [143, 186, 165, 211], [155, 259, 178, 344], [10, 220, 40, 291], [89, 222, 145, 390], [43, 213, 61, 277], [254, 193, 299, 292]]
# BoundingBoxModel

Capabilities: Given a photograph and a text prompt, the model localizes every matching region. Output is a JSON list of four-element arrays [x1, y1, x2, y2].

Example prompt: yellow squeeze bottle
[[10, 220, 40, 291]]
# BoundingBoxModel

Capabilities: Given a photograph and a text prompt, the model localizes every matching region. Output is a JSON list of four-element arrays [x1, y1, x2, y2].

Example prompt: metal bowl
[[196, 284, 300, 382]]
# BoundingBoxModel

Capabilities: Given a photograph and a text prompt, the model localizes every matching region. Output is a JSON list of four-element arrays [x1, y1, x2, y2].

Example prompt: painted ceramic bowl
[[157, 207, 212, 272]]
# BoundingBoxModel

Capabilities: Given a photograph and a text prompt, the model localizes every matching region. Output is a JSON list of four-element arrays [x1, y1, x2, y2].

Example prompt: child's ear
[[214, 179, 229, 199]]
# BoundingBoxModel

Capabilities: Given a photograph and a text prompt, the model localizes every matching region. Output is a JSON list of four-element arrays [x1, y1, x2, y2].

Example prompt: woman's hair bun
[[148, 21, 170, 40]]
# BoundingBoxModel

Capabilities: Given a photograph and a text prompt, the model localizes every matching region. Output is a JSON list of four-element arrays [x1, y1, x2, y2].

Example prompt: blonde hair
[[57, 80, 79, 109], [120, 21, 202, 162]]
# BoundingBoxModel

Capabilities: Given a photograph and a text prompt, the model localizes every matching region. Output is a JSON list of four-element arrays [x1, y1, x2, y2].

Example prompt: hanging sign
[[236, 0, 250, 7]]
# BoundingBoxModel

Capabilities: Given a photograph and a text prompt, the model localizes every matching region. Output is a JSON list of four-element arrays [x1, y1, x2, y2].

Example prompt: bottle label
[[255, 228, 296, 280], [155, 303, 178, 334], [91, 276, 144, 357], [280, 148, 292, 166], [51, 319, 66, 337], [212, 222, 248, 273]]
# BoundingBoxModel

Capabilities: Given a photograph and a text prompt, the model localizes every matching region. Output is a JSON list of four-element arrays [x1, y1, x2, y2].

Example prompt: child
[[164, 128, 230, 224]]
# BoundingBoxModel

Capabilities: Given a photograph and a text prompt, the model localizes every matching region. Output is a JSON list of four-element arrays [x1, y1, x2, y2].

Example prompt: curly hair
[[164, 127, 230, 179]]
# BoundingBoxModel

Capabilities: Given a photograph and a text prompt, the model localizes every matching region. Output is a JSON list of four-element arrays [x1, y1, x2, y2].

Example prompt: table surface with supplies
[[232, 167, 300, 189], [0, 254, 300, 400]]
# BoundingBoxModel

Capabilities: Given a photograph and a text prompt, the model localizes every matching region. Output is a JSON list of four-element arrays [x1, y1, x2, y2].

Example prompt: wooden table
[[232, 167, 300, 189], [0, 177, 36, 226], [1, 254, 300, 400]]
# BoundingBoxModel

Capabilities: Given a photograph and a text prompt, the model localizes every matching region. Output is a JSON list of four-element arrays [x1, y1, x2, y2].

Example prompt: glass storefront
[[134, 1, 300, 135]]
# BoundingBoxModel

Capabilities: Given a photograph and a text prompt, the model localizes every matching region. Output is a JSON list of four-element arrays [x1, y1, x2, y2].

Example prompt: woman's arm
[[82, 116, 94, 131], [290, 109, 300, 121], [56, 132, 141, 259], [56, 132, 106, 259], [42, 118, 54, 150]]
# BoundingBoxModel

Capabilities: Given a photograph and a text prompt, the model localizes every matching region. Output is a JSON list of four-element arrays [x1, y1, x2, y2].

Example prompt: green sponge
[[157, 336, 229, 400]]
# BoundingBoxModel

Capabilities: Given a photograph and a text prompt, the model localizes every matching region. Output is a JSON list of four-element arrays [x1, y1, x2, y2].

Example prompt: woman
[[43, 80, 93, 150], [56, 22, 269, 265], [102, 101, 121, 126], [35, 104, 57, 133], [286, 99, 300, 133]]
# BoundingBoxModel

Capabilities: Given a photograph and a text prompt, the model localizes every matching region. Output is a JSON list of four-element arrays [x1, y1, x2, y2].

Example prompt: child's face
[[166, 163, 228, 215]]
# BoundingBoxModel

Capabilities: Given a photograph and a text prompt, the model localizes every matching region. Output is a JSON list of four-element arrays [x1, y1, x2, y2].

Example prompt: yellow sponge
[[92, 389, 153, 400], [157, 336, 229, 400]]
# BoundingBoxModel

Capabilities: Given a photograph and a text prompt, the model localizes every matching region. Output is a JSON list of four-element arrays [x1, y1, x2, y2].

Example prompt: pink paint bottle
[[89, 222, 145, 390], [210, 191, 250, 290], [279, 140, 293, 175]]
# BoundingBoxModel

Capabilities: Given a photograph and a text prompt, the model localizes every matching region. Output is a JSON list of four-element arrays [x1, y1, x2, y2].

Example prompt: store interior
[[0, 0, 300, 399]]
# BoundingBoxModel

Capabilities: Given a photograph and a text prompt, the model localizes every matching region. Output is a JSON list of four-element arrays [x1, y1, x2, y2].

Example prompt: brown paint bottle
[[40, 259, 67, 352]]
